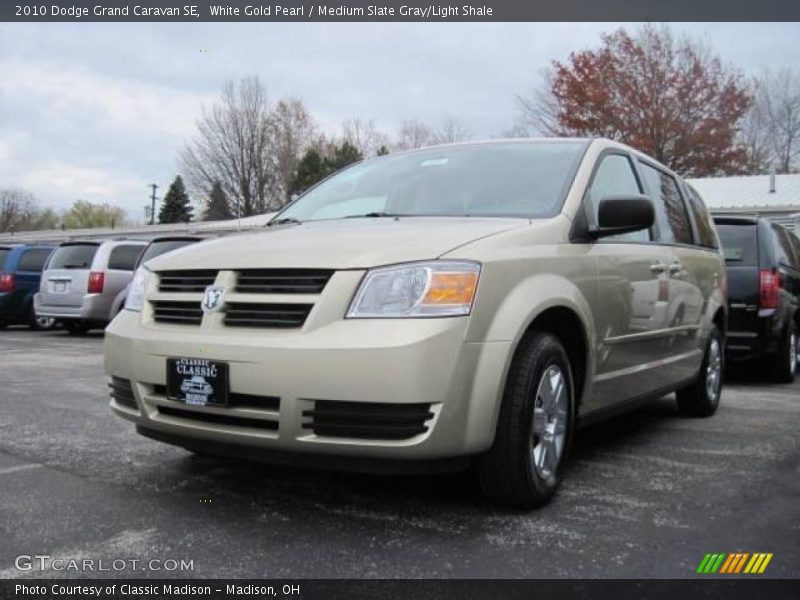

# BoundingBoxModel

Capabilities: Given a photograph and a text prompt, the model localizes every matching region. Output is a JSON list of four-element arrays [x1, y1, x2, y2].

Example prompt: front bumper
[[35, 293, 110, 322], [104, 310, 510, 461]]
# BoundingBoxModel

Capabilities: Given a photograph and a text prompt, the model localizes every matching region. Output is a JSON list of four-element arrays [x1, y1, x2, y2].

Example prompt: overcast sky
[[1, 22, 798, 221]]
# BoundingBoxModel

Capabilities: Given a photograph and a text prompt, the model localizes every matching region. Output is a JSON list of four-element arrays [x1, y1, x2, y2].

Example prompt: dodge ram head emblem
[[201, 286, 226, 314]]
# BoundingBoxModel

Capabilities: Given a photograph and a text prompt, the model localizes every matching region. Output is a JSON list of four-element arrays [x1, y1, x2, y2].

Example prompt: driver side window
[[588, 154, 649, 242]]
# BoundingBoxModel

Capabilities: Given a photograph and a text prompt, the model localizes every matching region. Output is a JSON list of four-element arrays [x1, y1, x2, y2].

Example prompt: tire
[[63, 320, 91, 336], [475, 331, 575, 509], [769, 321, 797, 384], [676, 325, 723, 417], [27, 306, 55, 331]]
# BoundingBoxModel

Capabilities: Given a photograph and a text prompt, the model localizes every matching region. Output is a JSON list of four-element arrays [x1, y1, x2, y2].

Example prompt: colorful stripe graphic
[[696, 553, 773, 574]]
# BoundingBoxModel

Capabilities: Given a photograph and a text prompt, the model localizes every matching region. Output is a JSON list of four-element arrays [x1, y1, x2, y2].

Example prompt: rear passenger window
[[773, 225, 798, 269], [639, 163, 693, 245], [17, 249, 52, 272], [684, 186, 718, 249], [48, 244, 98, 269], [790, 232, 800, 270], [587, 154, 648, 242], [107, 245, 143, 271]]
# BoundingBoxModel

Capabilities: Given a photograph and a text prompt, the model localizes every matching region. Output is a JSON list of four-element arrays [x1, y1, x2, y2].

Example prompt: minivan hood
[[145, 217, 529, 271]]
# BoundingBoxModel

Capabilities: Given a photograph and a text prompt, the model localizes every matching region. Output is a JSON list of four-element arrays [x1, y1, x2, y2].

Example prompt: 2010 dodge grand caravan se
[[105, 139, 727, 507]]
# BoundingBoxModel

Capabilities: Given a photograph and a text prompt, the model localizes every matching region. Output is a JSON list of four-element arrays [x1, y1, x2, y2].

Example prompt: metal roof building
[[687, 173, 800, 232], [0, 213, 276, 245]]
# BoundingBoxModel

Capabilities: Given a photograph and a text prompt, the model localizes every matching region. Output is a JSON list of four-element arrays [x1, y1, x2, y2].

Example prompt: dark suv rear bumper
[[726, 315, 785, 361]]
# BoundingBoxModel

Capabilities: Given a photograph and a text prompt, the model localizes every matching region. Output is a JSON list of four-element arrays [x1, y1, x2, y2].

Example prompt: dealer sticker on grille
[[167, 358, 229, 406]]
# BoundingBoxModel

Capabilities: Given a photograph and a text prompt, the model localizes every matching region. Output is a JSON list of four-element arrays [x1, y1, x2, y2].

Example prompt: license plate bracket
[[167, 358, 229, 407]]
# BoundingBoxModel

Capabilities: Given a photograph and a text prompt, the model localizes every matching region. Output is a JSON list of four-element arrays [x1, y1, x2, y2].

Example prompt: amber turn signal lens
[[422, 272, 479, 305]]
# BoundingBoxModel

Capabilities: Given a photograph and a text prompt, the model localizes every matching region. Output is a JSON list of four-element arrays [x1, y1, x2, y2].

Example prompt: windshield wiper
[[267, 217, 303, 227], [62, 264, 88, 269], [344, 212, 402, 219]]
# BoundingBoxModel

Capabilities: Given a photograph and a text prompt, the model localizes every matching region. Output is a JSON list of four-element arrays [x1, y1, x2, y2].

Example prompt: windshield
[[716, 224, 758, 265], [48, 244, 99, 270], [0, 248, 10, 270], [139, 239, 198, 266], [276, 141, 587, 222]]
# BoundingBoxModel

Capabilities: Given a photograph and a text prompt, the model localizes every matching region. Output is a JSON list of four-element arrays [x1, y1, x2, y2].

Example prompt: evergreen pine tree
[[290, 148, 327, 196], [203, 181, 233, 221], [158, 176, 194, 224], [325, 141, 363, 172]]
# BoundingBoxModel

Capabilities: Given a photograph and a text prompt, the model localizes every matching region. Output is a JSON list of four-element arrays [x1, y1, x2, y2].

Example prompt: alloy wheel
[[530, 365, 569, 479], [706, 338, 722, 400]]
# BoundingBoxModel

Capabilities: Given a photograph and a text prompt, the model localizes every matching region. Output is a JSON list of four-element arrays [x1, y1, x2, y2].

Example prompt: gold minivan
[[105, 139, 726, 507]]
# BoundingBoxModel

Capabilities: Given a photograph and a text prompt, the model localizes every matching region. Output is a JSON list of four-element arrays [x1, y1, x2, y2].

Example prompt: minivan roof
[[148, 235, 206, 242], [58, 239, 147, 247], [713, 215, 760, 225]]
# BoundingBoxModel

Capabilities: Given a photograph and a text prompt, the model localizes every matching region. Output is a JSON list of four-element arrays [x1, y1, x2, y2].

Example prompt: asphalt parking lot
[[0, 327, 798, 579]]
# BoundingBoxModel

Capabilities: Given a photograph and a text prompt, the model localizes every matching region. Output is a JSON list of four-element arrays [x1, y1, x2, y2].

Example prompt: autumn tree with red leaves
[[519, 26, 752, 176]]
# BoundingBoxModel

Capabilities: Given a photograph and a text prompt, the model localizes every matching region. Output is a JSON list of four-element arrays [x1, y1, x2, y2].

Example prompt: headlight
[[347, 261, 480, 318], [125, 267, 150, 312]]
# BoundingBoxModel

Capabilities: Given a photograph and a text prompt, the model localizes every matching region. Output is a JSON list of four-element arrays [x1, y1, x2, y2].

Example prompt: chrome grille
[[235, 269, 333, 294], [158, 270, 217, 293], [152, 300, 203, 325], [223, 303, 312, 329]]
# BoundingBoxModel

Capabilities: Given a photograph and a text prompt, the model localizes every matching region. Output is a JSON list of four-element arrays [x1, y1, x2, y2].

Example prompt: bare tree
[[431, 115, 473, 144], [396, 119, 435, 150], [180, 77, 275, 217], [753, 70, 800, 173], [739, 80, 773, 174], [341, 118, 390, 156], [0, 188, 57, 232], [516, 68, 561, 136], [268, 98, 317, 208]]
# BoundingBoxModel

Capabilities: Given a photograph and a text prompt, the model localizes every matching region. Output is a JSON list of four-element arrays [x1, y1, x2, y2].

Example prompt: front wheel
[[475, 331, 575, 508], [676, 325, 723, 417]]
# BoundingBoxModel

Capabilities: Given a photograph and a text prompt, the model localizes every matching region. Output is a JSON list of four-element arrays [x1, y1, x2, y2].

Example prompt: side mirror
[[589, 194, 654, 239]]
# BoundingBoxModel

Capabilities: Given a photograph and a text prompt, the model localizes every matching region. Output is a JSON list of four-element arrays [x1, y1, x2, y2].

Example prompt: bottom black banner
[[1, 579, 798, 600]]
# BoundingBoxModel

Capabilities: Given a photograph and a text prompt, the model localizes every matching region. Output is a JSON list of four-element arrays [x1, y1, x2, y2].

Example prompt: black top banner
[[3, 0, 800, 22]]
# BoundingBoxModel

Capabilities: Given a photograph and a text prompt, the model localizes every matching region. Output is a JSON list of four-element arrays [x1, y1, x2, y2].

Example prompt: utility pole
[[148, 183, 159, 225]]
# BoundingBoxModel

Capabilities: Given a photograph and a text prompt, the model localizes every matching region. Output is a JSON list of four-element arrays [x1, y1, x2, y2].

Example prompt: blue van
[[0, 244, 56, 329]]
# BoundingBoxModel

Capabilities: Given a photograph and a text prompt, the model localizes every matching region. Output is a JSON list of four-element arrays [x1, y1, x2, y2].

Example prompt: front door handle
[[650, 262, 667, 275], [669, 262, 683, 276]]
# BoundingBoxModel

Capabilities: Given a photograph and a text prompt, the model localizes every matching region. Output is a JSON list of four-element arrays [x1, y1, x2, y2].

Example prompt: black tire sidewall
[[517, 335, 576, 495], [778, 321, 797, 381]]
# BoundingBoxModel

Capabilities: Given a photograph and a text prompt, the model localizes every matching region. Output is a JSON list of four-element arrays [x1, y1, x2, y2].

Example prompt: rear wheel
[[676, 325, 723, 417], [63, 320, 91, 336], [769, 321, 797, 384], [475, 331, 575, 508], [27, 306, 56, 331]]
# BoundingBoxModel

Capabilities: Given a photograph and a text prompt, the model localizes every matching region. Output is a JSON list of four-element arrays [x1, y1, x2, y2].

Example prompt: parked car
[[105, 138, 726, 508], [713, 215, 800, 382], [0, 244, 56, 330], [108, 236, 207, 317], [36, 239, 146, 335]]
